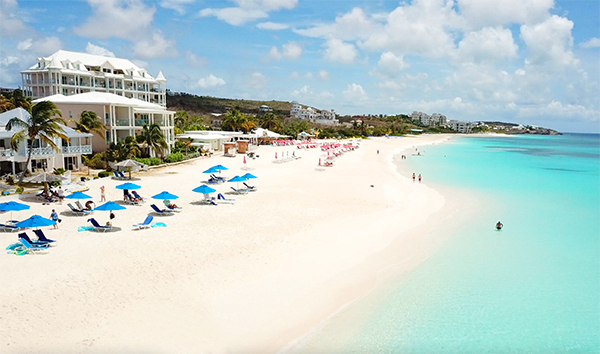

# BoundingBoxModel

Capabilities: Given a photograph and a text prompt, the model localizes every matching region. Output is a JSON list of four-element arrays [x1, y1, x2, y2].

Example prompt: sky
[[0, 0, 599, 133]]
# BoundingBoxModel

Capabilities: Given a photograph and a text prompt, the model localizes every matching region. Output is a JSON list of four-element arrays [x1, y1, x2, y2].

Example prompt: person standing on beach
[[412, 173, 416, 182], [57, 187, 64, 205], [100, 186, 106, 202], [50, 209, 58, 229], [418, 174, 422, 183]]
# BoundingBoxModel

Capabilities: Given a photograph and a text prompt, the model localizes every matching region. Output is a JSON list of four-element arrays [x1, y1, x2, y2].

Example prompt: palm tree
[[260, 112, 282, 132], [7, 89, 32, 111], [106, 136, 141, 162], [6, 100, 68, 184], [221, 109, 245, 131], [71, 110, 106, 137], [139, 124, 168, 158], [174, 110, 188, 130]]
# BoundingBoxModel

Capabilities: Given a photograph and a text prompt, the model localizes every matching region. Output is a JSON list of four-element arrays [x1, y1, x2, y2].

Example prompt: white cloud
[[377, 52, 408, 78], [318, 69, 329, 80], [248, 71, 267, 89], [74, 0, 155, 40], [85, 42, 115, 57], [288, 71, 299, 79], [199, 7, 267, 26], [343, 83, 368, 101], [0, 0, 29, 36], [160, 0, 195, 14], [457, 27, 518, 63], [16, 36, 62, 55], [199, 0, 297, 26], [133, 31, 178, 59], [457, 0, 553, 29], [197, 74, 226, 88], [520, 15, 577, 68], [131, 59, 149, 69], [303, 72, 313, 79], [580, 38, 600, 49], [186, 51, 207, 67], [294, 7, 378, 41], [257, 22, 289, 30], [265, 41, 302, 61], [323, 38, 357, 64]]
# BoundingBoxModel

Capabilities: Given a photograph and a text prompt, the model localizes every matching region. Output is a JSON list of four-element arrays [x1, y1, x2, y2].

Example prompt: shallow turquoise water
[[292, 134, 600, 353]]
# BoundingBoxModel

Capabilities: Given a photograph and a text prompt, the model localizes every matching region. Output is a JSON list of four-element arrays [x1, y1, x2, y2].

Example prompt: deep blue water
[[291, 133, 600, 353]]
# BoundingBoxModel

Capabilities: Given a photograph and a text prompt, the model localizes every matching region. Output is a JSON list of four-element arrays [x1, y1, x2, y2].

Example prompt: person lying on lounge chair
[[85, 200, 95, 210], [163, 199, 179, 209]]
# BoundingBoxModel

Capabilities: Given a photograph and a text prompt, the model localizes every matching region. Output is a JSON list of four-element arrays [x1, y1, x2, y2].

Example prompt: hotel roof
[[33, 92, 167, 110]]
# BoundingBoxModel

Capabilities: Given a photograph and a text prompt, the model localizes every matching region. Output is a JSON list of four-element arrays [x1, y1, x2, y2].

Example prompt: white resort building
[[35, 92, 175, 156], [0, 108, 93, 175], [21, 50, 167, 106], [290, 101, 338, 125], [409, 111, 448, 127]]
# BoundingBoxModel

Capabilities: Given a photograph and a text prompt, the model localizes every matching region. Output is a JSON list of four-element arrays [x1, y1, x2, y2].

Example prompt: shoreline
[[1, 134, 474, 353]]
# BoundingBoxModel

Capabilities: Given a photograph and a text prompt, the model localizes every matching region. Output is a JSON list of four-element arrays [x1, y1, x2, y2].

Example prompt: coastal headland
[[0, 134, 473, 353]]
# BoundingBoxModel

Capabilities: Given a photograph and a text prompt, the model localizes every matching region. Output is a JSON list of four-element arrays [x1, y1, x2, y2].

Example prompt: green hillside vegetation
[[167, 91, 292, 116]]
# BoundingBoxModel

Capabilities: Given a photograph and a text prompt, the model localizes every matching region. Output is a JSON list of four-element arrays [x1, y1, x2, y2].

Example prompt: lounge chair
[[243, 182, 256, 191], [123, 194, 140, 205], [132, 191, 144, 202], [75, 201, 94, 213], [0, 223, 20, 232], [118, 171, 128, 179], [33, 229, 56, 243], [112, 171, 123, 180], [87, 218, 112, 232], [215, 193, 235, 204], [18, 236, 49, 254], [18, 232, 50, 246], [230, 186, 248, 195], [132, 215, 153, 230], [164, 203, 182, 211], [150, 204, 173, 215], [68, 203, 90, 216]]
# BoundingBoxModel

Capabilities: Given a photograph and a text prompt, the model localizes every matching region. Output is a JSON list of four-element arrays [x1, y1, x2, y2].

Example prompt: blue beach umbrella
[[115, 182, 141, 190], [0, 201, 30, 223], [64, 191, 92, 199], [211, 164, 228, 171], [16, 215, 56, 229], [152, 191, 179, 200], [240, 173, 257, 179], [192, 185, 216, 194], [227, 175, 247, 190], [94, 201, 126, 211]]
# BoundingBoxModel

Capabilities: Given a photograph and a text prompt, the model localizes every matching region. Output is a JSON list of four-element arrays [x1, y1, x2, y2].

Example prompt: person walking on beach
[[412, 173, 416, 182], [50, 209, 59, 229], [418, 174, 422, 183], [100, 185, 106, 202]]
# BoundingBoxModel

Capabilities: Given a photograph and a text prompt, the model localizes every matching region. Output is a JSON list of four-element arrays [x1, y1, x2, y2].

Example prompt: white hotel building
[[21, 50, 167, 106], [290, 101, 338, 125]]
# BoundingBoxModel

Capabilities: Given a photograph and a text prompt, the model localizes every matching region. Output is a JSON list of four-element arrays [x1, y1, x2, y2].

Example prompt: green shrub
[[134, 157, 162, 166], [164, 152, 185, 163], [15, 187, 24, 194], [98, 171, 111, 178], [87, 153, 108, 169]]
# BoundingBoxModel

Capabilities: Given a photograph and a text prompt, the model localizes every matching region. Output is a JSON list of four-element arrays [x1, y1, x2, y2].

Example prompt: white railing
[[62, 145, 92, 154], [25, 147, 54, 156], [0, 149, 16, 158]]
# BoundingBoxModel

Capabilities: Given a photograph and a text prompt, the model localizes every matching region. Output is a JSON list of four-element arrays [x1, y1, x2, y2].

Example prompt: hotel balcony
[[25, 147, 54, 156], [0, 149, 16, 159], [62, 145, 92, 154], [115, 118, 131, 127]]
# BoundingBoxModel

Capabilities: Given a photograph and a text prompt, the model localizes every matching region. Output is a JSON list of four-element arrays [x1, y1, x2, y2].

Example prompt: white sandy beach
[[0, 134, 470, 353]]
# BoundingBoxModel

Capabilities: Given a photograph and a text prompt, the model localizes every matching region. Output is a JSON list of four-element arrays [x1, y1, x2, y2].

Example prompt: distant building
[[410, 111, 447, 127], [448, 120, 473, 133], [290, 101, 338, 124], [21, 50, 167, 106], [259, 105, 272, 113]]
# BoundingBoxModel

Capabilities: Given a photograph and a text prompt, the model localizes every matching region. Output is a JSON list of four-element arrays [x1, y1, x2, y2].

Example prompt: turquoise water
[[291, 134, 600, 353]]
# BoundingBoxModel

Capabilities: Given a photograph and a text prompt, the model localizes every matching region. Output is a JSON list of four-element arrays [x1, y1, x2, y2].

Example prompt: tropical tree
[[259, 112, 282, 132], [6, 100, 68, 184], [6, 89, 32, 111], [239, 120, 256, 133], [221, 109, 246, 131], [174, 110, 188, 130], [138, 124, 168, 158], [71, 110, 106, 137], [105, 136, 141, 162], [282, 118, 311, 138]]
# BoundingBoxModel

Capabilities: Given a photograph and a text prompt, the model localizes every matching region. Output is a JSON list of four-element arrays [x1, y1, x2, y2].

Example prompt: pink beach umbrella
[[243, 155, 247, 164], [275, 152, 278, 159], [318, 158, 321, 166]]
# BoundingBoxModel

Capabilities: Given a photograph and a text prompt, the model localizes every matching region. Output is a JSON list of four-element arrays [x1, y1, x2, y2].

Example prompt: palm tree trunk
[[18, 142, 33, 185]]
